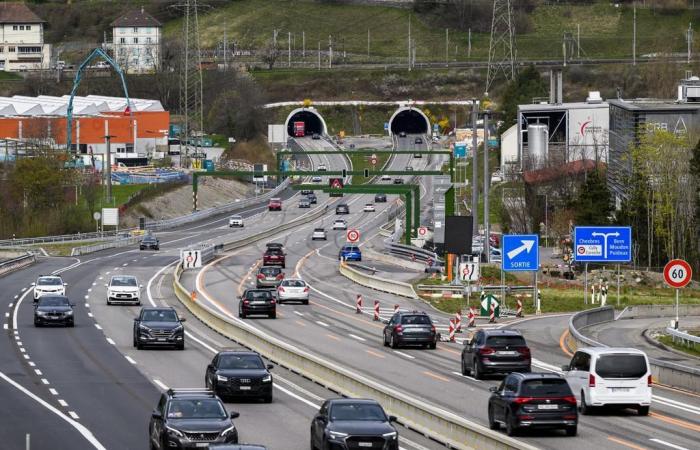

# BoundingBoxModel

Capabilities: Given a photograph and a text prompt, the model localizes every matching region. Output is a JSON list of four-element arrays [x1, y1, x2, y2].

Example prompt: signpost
[[93, 211, 101, 233], [370, 154, 378, 166], [663, 259, 692, 328], [459, 261, 479, 282], [347, 229, 360, 243], [180, 249, 202, 269], [329, 178, 344, 197], [418, 226, 427, 237], [502, 234, 540, 313]]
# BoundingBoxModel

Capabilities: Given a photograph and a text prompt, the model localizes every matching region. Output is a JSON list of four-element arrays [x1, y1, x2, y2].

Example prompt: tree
[[261, 39, 280, 70], [497, 65, 547, 135], [572, 170, 613, 225]]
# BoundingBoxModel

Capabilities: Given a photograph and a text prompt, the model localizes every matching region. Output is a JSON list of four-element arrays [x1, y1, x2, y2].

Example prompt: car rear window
[[247, 291, 272, 300], [343, 246, 360, 252], [266, 249, 283, 255], [314, 228, 324, 232], [485, 335, 527, 347], [596, 354, 648, 379], [520, 378, 572, 396], [260, 267, 280, 275], [283, 280, 306, 287], [401, 315, 431, 325]]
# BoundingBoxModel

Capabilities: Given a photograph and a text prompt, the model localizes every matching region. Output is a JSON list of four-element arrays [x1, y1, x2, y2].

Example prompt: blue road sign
[[573, 226, 631, 262], [384, 122, 389, 131], [454, 142, 467, 158], [502, 234, 539, 272]]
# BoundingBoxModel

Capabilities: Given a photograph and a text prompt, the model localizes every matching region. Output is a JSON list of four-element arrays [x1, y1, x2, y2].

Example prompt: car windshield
[[38, 297, 69, 307], [596, 354, 647, 379], [167, 399, 227, 419], [521, 378, 572, 396], [401, 315, 431, 325], [330, 403, 387, 422], [143, 237, 156, 243], [231, 215, 241, 220], [37, 277, 62, 286], [218, 354, 264, 370], [283, 280, 306, 287], [142, 310, 178, 322], [314, 228, 324, 232], [260, 267, 280, 276], [246, 291, 272, 300], [111, 276, 137, 287], [485, 335, 527, 347]]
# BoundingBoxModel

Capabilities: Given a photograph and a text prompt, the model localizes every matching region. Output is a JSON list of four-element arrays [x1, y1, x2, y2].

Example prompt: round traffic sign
[[370, 154, 378, 166], [347, 229, 360, 243], [664, 259, 692, 288], [418, 226, 427, 236], [93, 212, 101, 221]]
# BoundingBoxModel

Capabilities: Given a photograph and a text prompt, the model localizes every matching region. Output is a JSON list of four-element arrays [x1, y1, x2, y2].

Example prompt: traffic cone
[[356, 294, 363, 314], [191, 291, 197, 302]]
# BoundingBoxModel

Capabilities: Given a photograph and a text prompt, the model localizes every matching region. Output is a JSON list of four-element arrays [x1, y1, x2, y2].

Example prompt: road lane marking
[[326, 334, 340, 341], [41, 378, 49, 385], [125, 356, 137, 365], [58, 399, 68, 407], [153, 379, 168, 390], [608, 436, 648, 450], [105, 338, 115, 345], [423, 371, 449, 382], [87, 312, 93, 318], [68, 411, 80, 420], [559, 329, 573, 356], [393, 350, 415, 359], [316, 321, 329, 328], [294, 311, 304, 316], [49, 388, 58, 395], [94, 324, 102, 330], [34, 369, 42, 376], [349, 334, 366, 342], [365, 350, 385, 359], [28, 362, 35, 367], [649, 439, 689, 450], [13, 287, 34, 330], [649, 412, 700, 432], [85, 303, 90, 308], [295, 320, 307, 327]]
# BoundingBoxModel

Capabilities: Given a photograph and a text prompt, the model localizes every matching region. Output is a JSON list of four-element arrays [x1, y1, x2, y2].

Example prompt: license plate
[[537, 404, 559, 410], [157, 338, 166, 342], [497, 351, 518, 356], [610, 387, 630, 393], [196, 444, 208, 448], [239, 386, 251, 391], [251, 301, 266, 305], [358, 443, 373, 448]]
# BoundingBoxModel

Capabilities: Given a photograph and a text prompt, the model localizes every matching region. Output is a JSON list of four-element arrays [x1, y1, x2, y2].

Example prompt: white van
[[561, 347, 652, 415]]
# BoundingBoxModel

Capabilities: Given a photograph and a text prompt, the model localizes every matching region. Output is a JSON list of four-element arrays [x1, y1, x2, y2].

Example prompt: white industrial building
[[0, 2, 51, 72], [0, 95, 164, 117], [110, 8, 162, 74]]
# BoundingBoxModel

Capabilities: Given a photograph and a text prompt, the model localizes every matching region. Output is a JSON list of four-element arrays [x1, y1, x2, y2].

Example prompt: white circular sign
[[370, 154, 378, 165], [418, 226, 427, 236], [347, 229, 360, 243], [93, 212, 101, 221]]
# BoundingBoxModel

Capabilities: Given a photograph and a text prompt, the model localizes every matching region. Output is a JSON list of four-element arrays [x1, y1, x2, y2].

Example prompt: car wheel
[[67, 320, 74, 328], [488, 406, 499, 430], [473, 359, 482, 380], [136, 342, 143, 350], [390, 333, 398, 349], [429, 342, 436, 350], [383, 333, 389, 347], [579, 391, 591, 415], [310, 434, 317, 450], [565, 425, 577, 436], [303, 299, 309, 305], [34, 320, 41, 327], [133, 335, 137, 348], [505, 410, 517, 436], [461, 358, 468, 376], [637, 406, 649, 416]]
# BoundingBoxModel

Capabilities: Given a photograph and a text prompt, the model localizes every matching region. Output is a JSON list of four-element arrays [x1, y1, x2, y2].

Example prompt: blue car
[[339, 245, 362, 262]]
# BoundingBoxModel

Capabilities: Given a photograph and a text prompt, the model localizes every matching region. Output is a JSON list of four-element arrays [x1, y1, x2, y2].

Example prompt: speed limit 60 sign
[[664, 259, 692, 288], [347, 229, 360, 243]]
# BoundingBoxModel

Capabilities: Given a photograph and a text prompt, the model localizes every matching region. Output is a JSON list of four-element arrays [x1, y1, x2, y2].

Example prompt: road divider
[[0, 253, 35, 277], [339, 261, 419, 299]]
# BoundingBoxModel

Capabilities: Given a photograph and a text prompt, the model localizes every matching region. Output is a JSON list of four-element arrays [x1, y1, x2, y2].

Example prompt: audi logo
[[239, 379, 251, 383]]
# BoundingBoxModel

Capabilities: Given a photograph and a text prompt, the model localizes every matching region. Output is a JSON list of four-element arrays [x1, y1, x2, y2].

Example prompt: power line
[[485, 0, 517, 96]]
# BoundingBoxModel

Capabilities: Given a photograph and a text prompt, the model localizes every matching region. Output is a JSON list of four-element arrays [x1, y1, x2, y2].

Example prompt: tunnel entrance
[[389, 107, 431, 136], [285, 108, 327, 137]]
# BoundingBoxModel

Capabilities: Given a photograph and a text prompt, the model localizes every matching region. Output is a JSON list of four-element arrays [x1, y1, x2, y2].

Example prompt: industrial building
[[0, 94, 169, 166]]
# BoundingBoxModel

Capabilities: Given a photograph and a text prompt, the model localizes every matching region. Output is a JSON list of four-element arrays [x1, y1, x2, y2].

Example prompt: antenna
[[485, 0, 517, 96]]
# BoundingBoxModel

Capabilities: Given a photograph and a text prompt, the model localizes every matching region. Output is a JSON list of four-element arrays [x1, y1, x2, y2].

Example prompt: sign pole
[[584, 263, 588, 305], [616, 264, 621, 306], [675, 288, 680, 326], [535, 271, 540, 315], [500, 267, 505, 310]]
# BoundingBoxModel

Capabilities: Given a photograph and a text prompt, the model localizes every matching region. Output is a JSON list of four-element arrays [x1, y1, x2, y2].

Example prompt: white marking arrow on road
[[506, 240, 536, 260]]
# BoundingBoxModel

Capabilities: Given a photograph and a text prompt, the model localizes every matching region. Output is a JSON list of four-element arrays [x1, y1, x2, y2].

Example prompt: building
[[0, 2, 51, 72], [607, 80, 700, 207], [110, 7, 161, 74]]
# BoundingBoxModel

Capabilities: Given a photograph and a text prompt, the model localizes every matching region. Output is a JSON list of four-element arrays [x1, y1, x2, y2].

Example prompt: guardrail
[[173, 262, 535, 450], [666, 327, 700, 347], [386, 241, 442, 264], [568, 306, 700, 393], [0, 230, 129, 248], [0, 253, 36, 277], [339, 261, 418, 299], [70, 236, 141, 256]]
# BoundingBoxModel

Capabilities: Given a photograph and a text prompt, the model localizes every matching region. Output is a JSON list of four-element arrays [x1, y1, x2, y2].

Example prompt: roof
[[111, 8, 162, 27], [523, 159, 604, 185], [511, 372, 563, 380], [328, 398, 380, 405], [519, 101, 609, 112], [608, 98, 700, 112], [0, 3, 45, 24], [482, 329, 524, 336], [578, 347, 648, 356]]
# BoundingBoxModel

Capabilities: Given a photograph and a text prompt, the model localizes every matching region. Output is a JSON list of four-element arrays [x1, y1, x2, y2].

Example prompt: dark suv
[[133, 307, 185, 350], [262, 243, 285, 268], [461, 329, 531, 379], [205, 351, 274, 403], [311, 398, 398, 450], [140, 235, 160, 251], [382, 311, 437, 349], [238, 289, 276, 319], [149, 389, 240, 449], [488, 372, 578, 437], [335, 203, 349, 214]]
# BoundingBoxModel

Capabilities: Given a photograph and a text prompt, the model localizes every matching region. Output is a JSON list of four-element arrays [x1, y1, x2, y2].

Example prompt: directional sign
[[384, 122, 389, 131], [573, 226, 631, 263], [459, 262, 479, 282], [502, 234, 539, 272], [347, 229, 360, 243], [180, 250, 202, 269], [664, 259, 692, 288]]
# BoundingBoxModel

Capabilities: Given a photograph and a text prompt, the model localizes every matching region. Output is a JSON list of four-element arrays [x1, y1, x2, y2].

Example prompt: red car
[[263, 243, 286, 268], [268, 197, 282, 211]]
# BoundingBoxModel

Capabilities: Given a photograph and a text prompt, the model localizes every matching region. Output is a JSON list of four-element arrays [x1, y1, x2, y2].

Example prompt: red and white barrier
[[356, 294, 363, 314], [394, 304, 400, 314], [516, 297, 523, 317], [411, 254, 416, 262], [454, 310, 462, 333], [489, 302, 496, 323], [373, 300, 380, 321], [448, 319, 455, 342], [467, 306, 476, 327]]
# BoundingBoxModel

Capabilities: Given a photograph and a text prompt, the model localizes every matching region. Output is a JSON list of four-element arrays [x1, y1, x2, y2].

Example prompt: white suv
[[106, 275, 142, 305], [33, 276, 66, 301], [561, 347, 652, 416], [229, 215, 244, 227]]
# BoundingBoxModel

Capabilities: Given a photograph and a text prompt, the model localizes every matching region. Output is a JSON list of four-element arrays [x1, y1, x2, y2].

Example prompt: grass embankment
[[658, 334, 700, 359], [348, 149, 389, 185]]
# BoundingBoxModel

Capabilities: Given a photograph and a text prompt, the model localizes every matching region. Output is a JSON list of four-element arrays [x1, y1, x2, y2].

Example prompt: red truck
[[294, 121, 305, 137]]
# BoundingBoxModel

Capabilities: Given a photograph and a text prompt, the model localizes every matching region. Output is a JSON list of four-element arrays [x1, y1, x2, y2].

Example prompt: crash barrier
[[617, 304, 700, 319], [666, 327, 700, 348], [568, 306, 700, 393], [338, 261, 419, 299], [0, 230, 128, 248], [0, 253, 35, 277], [363, 247, 425, 272], [173, 263, 537, 450], [386, 241, 441, 265], [71, 236, 141, 256]]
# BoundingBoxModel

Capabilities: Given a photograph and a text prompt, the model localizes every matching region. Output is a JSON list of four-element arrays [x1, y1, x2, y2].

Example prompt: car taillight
[[562, 396, 577, 404], [303, 287, 309, 293], [517, 347, 531, 357], [270, 299, 276, 304], [394, 325, 403, 333], [278, 287, 285, 293], [513, 397, 532, 404], [257, 274, 264, 279], [243, 300, 249, 305], [563, 414, 578, 420], [589, 374, 596, 387], [648, 375, 653, 387], [276, 274, 284, 280], [431, 325, 436, 333], [479, 347, 495, 355]]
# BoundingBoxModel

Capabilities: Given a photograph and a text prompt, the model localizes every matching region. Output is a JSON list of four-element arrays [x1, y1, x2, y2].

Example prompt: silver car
[[312, 228, 327, 240], [276, 278, 309, 304], [256, 266, 284, 288]]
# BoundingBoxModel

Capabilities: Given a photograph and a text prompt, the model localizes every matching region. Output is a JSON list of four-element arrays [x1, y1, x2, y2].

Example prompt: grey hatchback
[[256, 266, 284, 288]]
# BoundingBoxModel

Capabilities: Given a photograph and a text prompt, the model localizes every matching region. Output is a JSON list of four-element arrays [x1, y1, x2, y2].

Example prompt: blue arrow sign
[[573, 226, 631, 262], [384, 122, 389, 130], [502, 234, 539, 272]]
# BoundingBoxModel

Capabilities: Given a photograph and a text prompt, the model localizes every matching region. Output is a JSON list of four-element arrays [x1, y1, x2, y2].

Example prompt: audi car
[[133, 307, 185, 350], [310, 399, 398, 450], [34, 295, 74, 327], [205, 350, 274, 403]]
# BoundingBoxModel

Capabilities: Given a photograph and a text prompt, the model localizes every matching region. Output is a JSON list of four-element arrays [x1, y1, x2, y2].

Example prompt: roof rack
[[166, 388, 215, 397]]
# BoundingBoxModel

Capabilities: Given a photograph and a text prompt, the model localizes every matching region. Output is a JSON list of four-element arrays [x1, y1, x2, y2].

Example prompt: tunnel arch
[[388, 106, 431, 136], [285, 107, 328, 137]]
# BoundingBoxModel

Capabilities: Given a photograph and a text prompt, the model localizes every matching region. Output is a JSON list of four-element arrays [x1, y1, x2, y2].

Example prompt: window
[[521, 379, 572, 396], [596, 354, 647, 379], [12, 25, 17, 31], [485, 335, 527, 347], [119, 37, 126, 44], [0, 47, 4, 53], [26, 25, 31, 31], [146, 37, 152, 44], [571, 352, 591, 372], [19, 25, 24, 30], [133, 27, 138, 33], [504, 375, 518, 394], [133, 37, 138, 44], [9, 47, 15, 53]]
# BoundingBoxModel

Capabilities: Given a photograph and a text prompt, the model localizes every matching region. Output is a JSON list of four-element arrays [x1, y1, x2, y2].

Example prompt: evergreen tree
[[498, 65, 548, 135], [572, 170, 612, 225]]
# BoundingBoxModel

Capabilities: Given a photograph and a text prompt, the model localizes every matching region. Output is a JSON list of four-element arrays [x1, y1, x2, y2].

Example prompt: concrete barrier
[[617, 304, 700, 319], [339, 261, 419, 299], [0, 253, 35, 277]]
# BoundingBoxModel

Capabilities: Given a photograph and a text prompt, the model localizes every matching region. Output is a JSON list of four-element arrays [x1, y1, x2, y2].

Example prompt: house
[[0, 2, 51, 72], [111, 7, 161, 74]]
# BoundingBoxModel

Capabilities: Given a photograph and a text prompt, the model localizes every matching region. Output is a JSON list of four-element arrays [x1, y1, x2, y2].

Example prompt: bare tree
[[260, 39, 280, 70]]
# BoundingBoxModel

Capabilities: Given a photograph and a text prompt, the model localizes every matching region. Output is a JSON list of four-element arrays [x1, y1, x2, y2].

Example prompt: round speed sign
[[370, 154, 378, 166], [663, 259, 692, 288]]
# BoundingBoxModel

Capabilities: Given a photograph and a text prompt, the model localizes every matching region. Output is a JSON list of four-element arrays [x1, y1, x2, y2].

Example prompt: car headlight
[[329, 431, 348, 439], [382, 431, 398, 439], [139, 324, 151, 332], [165, 425, 183, 437], [262, 374, 272, 383], [65, 310, 74, 316], [221, 425, 236, 437], [217, 374, 228, 382], [37, 311, 47, 316], [172, 325, 183, 333]]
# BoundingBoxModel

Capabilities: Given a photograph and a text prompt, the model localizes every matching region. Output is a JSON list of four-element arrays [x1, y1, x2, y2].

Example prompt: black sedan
[[310, 399, 398, 450], [139, 235, 160, 251], [374, 193, 387, 203], [205, 350, 274, 403], [488, 372, 578, 437], [383, 311, 437, 349], [238, 289, 276, 319], [34, 295, 74, 327]]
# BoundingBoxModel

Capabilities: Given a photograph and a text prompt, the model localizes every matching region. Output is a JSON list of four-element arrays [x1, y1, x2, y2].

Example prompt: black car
[[34, 295, 74, 327], [461, 329, 531, 379], [310, 399, 398, 450], [335, 204, 349, 215], [374, 193, 387, 203], [133, 307, 185, 350], [149, 389, 240, 449], [307, 192, 318, 204], [414, 137, 423, 144], [393, 178, 404, 184], [205, 351, 274, 403], [382, 311, 437, 349], [238, 289, 276, 319], [301, 189, 313, 195], [140, 235, 160, 251], [488, 372, 578, 437], [209, 446, 266, 450]]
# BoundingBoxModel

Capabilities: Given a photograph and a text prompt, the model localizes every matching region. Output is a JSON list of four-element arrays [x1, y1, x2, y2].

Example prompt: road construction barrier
[[468, 307, 476, 327], [489, 302, 496, 323], [516, 298, 523, 317], [394, 304, 400, 314], [454, 310, 462, 332], [448, 319, 456, 342], [356, 294, 363, 314], [373, 301, 380, 321], [338, 261, 419, 299]]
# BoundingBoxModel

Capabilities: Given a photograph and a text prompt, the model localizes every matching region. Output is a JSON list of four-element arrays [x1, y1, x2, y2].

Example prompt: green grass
[[348, 149, 388, 184], [658, 335, 700, 358], [0, 71, 22, 81], [85, 184, 151, 211]]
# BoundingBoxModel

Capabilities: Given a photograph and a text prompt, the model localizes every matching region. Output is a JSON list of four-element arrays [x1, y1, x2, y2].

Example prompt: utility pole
[[688, 22, 693, 64], [288, 31, 291, 67], [445, 28, 449, 66], [471, 99, 479, 236], [328, 35, 332, 69], [408, 14, 411, 71], [563, 35, 567, 67], [468, 28, 472, 59], [367, 29, 370, 59], [318, 41, 321, 70], [223, 25, 228, 70], [485, 0, 516, 95], [104, 134, 114, 204], [302, 31, 305, 58], [633, 2, 637, 65], [483, 111, 491, 263], [577, 24, 580, 59]]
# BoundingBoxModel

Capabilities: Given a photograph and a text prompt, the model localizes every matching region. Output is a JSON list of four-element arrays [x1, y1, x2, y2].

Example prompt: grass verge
[[658, 335, 700, 359], [348, 149, 388, 184]]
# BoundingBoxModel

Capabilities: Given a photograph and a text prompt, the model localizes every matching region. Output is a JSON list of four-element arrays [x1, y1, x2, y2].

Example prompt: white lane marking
[[49, 388, 58, 396], [84, 295, 89, 299], [17, 341, 22, 346], [105, 272, 110, 275], [105, 338, 115, 346], [58, 399, 68, 407], [14, 295, 18, 299], [99, 276, 104, 280], [8, 302, 12, 307], [84, 303, 90, 308], [393, 351, 415, 359], [23, 355, 29, 360], [153, 379, 169, 390], [2, 324, 6, 330], [94, 324, 102, 330], [451, 371, 483, 383], [68, 411, 80, 420], [41, 378, 49, 385], [34, 369, 42, 376], [20, 287, 26, 292], [650, 439, 689, 450], [19, 348, 25, 353], [125, 356, 137, 365], [349, 334, 366, 342], [316, 321, 329, 328], [92, 283, 96, 286], [0, 369, 105, 449], [4, 312, 8, 318], [13, 287, 33, 330], [294, 311, 304, 317], [87, 312, 93, 318], [122, 263, 128, 267], [28, 362, 35, 367], [274, 382, 320, 409]]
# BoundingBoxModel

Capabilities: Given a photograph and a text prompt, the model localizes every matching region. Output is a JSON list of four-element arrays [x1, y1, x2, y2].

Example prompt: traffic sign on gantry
[[573, 226, 631, 262]]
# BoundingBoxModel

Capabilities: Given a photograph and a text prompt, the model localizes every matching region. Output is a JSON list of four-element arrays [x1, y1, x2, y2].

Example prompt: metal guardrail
[[386, 241, 442, 264], [0, 230, 128, 247], [70, 236, 141, 256], [0, 253, 36, 277], [339, 261, 419, 299], [666, 327, 700, 346]]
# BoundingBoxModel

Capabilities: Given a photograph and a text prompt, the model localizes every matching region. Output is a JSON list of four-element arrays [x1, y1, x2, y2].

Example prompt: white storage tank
[[527, 124, 549, 169]]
